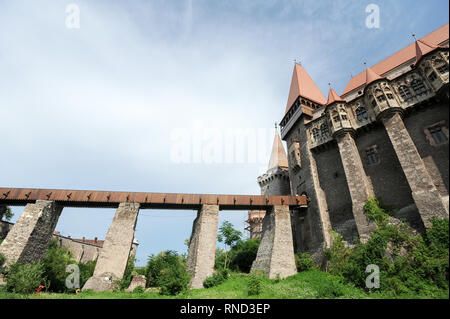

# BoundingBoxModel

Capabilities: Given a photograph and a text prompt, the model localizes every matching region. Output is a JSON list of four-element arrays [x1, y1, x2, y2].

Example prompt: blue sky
[[1, 0, 448, 266]]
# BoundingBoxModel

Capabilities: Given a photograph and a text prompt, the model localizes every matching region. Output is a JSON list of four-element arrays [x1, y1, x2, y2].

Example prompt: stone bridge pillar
[[335, 131, 376, 242], [0, 200, 63, 266], [83, 202, 140, 292], [382, 111, 448, 228], [251, 205, 297, 279], [186, 204, 219, 289]]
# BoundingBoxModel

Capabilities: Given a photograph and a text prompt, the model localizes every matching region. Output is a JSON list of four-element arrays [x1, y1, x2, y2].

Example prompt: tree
[[217, 221, 242, 269], [1, 206, 13, 221]]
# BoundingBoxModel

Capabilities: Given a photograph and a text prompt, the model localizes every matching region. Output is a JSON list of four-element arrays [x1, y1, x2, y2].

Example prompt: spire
[[268, 129, 289, 171], [326, 86, 345, 105], [364, 62, 383, 86], [412, 34, 442, 66], [285, 63, 327, 114]]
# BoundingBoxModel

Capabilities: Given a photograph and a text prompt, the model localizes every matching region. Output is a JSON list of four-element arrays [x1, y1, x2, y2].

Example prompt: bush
[[78, 260, 96, 288], [42, 239, 76, 292], [247, 271, 263, 296], [6, 261, 46, 294], [117, 255, 136, 290], [228, 239, 259, 273], [325, 198, 449, 296], [363, 197, 394, 226], [295, 252, 314, 272], [146, 250, 184, 287], [317, 278, 344, 298], [133, 285, 145, 294], [157, 262, 190, 295], [203, 269, 229, 288], [0, 252, 5, 273]]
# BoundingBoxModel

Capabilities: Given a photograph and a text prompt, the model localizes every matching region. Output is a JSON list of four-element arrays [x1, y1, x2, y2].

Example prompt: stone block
[[126, 275, 147, 292], [0, 200, 62, 265], [82, 202, 140, 291], [186, 204, 219, 289], [251, 205, 297, 279]]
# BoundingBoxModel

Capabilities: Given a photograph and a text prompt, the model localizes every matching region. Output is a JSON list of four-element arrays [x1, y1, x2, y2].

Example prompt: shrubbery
[[6, 261, 46, 294], [0, 252, 5, 274], [215, 238, 260, 273], [325, 197, 449, 296], [4, 239, 98, 294], [78, 260, 96, 288], [117, 255, 136, 290], [203, 269, 229, 288], [295, 252, 314, 272], [146, 250, 190, 295], [42, 240, 76, 292], [247, 271, 263, 296]]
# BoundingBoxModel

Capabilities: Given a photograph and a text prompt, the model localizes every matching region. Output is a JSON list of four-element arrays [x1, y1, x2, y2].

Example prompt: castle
[[248, 23, 449, 262]]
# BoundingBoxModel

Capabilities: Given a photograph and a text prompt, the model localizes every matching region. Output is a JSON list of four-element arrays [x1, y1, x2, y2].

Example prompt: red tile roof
[[326, 88, 345, 105], [342, 23, 449, 97], [285, 63, 327, 114], [364, 64, 384, 86]]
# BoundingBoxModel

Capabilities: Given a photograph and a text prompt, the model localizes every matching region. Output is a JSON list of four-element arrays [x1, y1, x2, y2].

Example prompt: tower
[[246, 127, 291, 239]]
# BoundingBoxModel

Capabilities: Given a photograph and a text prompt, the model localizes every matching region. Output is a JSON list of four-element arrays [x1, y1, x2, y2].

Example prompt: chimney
[[94, 237, 98, 244], [82, 236, 85, 242]]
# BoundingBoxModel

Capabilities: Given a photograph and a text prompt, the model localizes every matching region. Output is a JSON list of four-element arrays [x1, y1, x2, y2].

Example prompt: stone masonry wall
[[0, 200, 63, 265], [251, 205, 297, 279], [285, 119, 332, 263], [403, 103, 449, 197], [382, 111, 448, 228], [83, 202, 140, 291], [336, 132, 377, 242], [186, 204, 219, 289], [313, 143, 358, 243]]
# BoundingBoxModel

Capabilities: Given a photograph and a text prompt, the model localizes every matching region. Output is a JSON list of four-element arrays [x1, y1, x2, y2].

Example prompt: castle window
[[356, 107, 368, 121], [428, 71, 438, 81], [411, 79, 426, 94], [376, 95, 386, 102], [312, 128, 320, 140], [366, 146, 379, 165], [320, 124, 329, 137], [289, 141, 301, 169], [427, 125, 448, 145], [398, 85, 412, 101], [371, 99, 377, 107], [437, 65, 448, 74], [341, 114, 348, 120], [386, 93, 394, 100]]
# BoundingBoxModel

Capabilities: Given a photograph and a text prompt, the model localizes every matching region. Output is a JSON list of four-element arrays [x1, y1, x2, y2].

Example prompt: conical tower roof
[[285, 63, 327, 114], [268, 128, 289, 171], [326, 88, 345, 105], [413, 37, 441, 65], [365, 64, 384, 86]]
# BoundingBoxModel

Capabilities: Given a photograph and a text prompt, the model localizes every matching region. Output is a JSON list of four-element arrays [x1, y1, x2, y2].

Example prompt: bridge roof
[[0, 187, 307, 211]]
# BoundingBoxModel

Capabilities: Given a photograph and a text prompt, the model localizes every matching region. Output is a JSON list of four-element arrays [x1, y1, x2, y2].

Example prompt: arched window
[[356, 107, 368, 121], [371, 98, 377, 107], [312, 128, 320, 140], [398, 85, 412, 101], [411, 79, 426, 94], [437, 65, 448, 74], [332, 110, 340, 123], [320, 124, 329, 137], [428, 71, 438, 82]]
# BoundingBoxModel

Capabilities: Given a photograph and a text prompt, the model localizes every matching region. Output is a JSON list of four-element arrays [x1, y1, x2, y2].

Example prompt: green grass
[[1, 269, 447, 299]]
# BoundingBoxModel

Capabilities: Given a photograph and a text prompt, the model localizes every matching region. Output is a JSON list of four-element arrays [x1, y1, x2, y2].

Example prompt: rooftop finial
[[294, 58, 301, 66], [412, 33, 417, 41], [274, 122, 278, 129]]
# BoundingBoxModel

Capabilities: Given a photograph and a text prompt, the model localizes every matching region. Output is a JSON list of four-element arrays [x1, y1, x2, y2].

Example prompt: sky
[[0, 0, 448, 266]]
